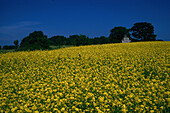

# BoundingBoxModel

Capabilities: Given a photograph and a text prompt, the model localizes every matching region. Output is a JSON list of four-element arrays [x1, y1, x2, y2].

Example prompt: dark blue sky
[[0, 0, 170, 46]]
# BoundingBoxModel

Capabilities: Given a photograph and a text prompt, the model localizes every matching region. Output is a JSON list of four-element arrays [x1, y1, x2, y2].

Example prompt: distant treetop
[[130, 22, 156, 41]]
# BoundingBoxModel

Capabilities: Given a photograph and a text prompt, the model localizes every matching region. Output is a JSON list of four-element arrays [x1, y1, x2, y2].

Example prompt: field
[[0, 42, 169, 112]]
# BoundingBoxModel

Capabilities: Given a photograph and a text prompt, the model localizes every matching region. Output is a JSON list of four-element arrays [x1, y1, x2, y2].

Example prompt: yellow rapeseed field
[[0, 42, 169, 112]]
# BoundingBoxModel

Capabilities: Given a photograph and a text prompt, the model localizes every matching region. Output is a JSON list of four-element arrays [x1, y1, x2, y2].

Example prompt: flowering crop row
[[0, 42, 169, 112]]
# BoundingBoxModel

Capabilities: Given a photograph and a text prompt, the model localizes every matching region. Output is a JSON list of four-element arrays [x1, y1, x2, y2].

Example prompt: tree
[[20, 31, 49, 50], [3, 45, 16, 50], [109, 26, 130, 43], [0, 45, 1, 49], [92, 36, 109, 44], [49, 36, 67, 46], [130, 22, 156, 41], [99, 36, 109, 44], [14, 40, 19, 48], [68, 35, 90, 46], [68, 35, 80, 46], [78, 35, 90, 45]]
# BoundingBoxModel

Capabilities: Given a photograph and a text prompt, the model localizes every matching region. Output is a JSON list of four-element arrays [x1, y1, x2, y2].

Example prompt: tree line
[[1, 22, 162, 51]]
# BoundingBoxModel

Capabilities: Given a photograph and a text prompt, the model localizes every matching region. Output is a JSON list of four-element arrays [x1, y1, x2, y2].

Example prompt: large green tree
[[109, 26, 130, 43], [20, 31, 49, 50], [130, 22, 156, 41]]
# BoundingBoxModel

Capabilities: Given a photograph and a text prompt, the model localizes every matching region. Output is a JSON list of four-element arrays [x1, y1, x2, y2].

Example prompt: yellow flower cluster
[[0, 42, 169, 112]]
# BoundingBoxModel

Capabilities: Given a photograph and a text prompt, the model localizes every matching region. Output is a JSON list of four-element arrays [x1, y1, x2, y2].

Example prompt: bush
[[3, 45, 16, 50]]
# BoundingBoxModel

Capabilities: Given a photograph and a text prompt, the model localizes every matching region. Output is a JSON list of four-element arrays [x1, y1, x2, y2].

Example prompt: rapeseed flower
[[0, 42, 169, 112]]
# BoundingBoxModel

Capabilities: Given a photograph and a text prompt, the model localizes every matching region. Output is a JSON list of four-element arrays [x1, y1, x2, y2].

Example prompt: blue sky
[[0, 0, 170, 46]]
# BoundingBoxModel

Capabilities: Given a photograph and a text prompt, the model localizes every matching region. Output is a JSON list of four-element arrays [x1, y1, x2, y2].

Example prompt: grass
[[0, 49, 15, 54], [49, 45, 73, 50]]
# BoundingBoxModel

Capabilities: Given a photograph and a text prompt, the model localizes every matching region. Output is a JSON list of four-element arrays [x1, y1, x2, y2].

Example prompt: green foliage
[[92, 37, 101, 44], [68, 35, 80, 46], [68, 35, 90, 46], [4, 22, 159, 52], [92, 36, 109, 44], [0, 49, 15, 54], [3, 45, 16, 50], [109, 26, 130, 43], [48, 36, 67, 46], [13, 40, 19, 49], [14, 40, 19, 46], [78, 35, 90, 45], [99, 36, 109, 44], [131, 38, 140, 42], [94, 37, 102, 44], [130, 22, 156, 41], [20, 31, 50, 51]]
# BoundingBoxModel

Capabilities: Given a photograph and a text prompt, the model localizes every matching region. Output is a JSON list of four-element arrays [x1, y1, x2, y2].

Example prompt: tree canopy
[[68, 35, 90, 46], [130, 22, 156, 41], [49, 36, 67, 46], [20, 31, 49, 50], [109, 26, 130, 43], [14, 40, 19, 48]]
